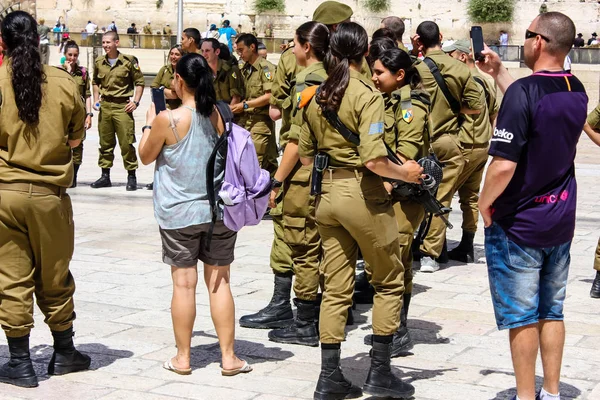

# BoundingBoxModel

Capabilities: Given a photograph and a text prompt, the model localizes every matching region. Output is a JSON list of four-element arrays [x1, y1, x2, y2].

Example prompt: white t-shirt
[[563, 55, 572, 71], [85, 23, 97, 34], [500, 33, 509, 46]]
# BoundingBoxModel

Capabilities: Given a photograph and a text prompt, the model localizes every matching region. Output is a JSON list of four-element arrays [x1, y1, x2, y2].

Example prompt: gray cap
[[442, 39, 471, 54]]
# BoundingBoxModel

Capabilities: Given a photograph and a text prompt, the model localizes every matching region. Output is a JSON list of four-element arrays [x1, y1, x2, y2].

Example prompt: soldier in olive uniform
[[201, 38, 244, 105], [381, 16, 409, 53], [362, 44, 432, 358], [143, 21, 153, 35], [151, 44, 183, 110], [265, 21, 330, 346], [240, 0, 369, 331], [298, 23, 423, 400], [91, 31, 145, 191], [232, 33, 278, 176], [61, 41, 93, 188], [443, 40, 499, 263], [164, 24, 173, 36], [582, 105, 600, 298], [411, 21, 485, 272], [0, 11, 90, 388]]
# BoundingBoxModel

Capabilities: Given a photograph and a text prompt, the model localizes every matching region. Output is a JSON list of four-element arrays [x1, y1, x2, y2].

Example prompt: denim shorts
[[484, 222, 571, 330]]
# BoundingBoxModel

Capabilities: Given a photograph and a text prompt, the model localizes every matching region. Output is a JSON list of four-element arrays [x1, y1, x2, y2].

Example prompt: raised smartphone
[[470, 26, 485, 62], [151, 87, 167, 115]]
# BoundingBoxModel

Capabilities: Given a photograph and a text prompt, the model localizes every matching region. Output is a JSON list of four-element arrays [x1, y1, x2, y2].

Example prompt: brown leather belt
[[101, 96, 130, 104], [326, 167, 373, 180], [0, 182, 67, 196], [460, 142, 489, 149]]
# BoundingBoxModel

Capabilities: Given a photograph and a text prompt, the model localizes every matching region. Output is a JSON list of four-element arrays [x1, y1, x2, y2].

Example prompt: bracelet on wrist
[[141, 125, 152, 133]]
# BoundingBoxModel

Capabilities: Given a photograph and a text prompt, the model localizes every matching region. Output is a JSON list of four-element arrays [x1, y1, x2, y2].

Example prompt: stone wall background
[[37, 0, 600, 42]]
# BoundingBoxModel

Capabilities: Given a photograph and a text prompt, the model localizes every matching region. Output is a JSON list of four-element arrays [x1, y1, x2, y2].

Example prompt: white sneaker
[[419, 256, 440, 273]]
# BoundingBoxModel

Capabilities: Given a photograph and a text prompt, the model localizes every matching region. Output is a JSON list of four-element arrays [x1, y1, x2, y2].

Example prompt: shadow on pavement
[[481, 369, 582, 400], [188, 330, 294, 370], [0, 342, 134, 383]]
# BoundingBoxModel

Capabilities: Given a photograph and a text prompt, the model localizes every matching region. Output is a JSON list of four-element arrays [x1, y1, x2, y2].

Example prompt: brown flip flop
[[163, 359, 192, 375], [221, 360, 253, 377]]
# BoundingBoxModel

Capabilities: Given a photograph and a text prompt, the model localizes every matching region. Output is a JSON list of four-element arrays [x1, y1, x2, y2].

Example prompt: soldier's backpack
[[205, 101, 271, 249]]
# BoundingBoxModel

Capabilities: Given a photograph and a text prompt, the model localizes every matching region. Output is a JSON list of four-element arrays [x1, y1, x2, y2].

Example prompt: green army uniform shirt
[[241, 56, 276, 115], [458, 69, 499, 145], [67, 64, 92, 100], [287, 61, 327, 148], [398, 43, 410, 54], [587, 103, 600, 129], [384, 85, 431, 160], [270, 47, 303, 137], [299, 69, 387, 167], [151, 64, 181, 109], [415, 50, 484, 137], [143, 25, 152, 34], [93, 52, 145, 98], [0, 65, 85, 187], [213, 59, 244, 104], [164, 26, 173, 35]]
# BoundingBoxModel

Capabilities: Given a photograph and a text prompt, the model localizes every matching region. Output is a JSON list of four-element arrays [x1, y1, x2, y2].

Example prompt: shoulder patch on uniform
[[262, 64, 272, 80], [298, 85, 319, 109], [232, 71, 237, 79], [368, 122, 384, 135]]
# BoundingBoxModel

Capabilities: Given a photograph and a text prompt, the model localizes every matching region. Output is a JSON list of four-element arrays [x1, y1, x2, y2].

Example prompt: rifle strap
[[422, 57, 461, 114]]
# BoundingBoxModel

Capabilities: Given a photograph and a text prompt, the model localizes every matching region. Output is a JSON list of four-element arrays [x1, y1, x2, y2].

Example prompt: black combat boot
[[435, 239, 449, 264], [364, 293, 413, 357], [91, 168, 111, 188], [314, 345, 362, 400], [47, 327, 91, 375], [146, 182, 154, 190], [268, 298, 319, 347], [239, 272, 294, 328], [126, 170, 137, 191], [0, 334, 38, 388], [363, 336, 415, 399], [448, 231, 475, 263], [591, 271, 600, 298], [353, 258, 374, 304], [70, 164, 80, 188]]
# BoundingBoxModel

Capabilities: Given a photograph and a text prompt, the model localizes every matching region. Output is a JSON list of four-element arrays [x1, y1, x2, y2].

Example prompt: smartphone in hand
[[470, 26, 485, 62], [151, 87, 167, 115]]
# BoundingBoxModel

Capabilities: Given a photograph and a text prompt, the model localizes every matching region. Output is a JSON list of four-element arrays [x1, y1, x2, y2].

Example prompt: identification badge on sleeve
[[368, 122, 384, 135]]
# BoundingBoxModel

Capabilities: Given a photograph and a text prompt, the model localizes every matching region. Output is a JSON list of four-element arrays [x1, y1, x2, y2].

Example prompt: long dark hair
[[295, 21, 329, 61], [175, 53, 216, 117], [367, 36, 396, 67], [318, 22, 368, 113], [377, 47, 423, 91], [1, 11, 45, 128]]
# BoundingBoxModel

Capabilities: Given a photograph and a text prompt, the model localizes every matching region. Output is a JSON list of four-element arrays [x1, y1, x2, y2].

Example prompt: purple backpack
[[206, 102, 271, 247]]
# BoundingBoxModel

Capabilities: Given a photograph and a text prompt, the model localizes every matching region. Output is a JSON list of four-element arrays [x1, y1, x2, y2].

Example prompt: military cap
[[312, 1, 353, 25], [442, 39, 471, 54]]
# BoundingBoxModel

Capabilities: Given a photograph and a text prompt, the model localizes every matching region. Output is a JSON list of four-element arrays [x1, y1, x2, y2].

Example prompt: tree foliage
[[364, 0, 389, 13], [254, 0, 285, 13], [468, 0, 515, 23]]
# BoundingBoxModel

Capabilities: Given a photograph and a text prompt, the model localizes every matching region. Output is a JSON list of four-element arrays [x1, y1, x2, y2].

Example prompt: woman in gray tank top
[[138, 53, 252, 377]]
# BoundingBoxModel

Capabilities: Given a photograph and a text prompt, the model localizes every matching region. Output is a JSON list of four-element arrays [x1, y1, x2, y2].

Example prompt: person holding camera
[[298, 22, 423, 400]]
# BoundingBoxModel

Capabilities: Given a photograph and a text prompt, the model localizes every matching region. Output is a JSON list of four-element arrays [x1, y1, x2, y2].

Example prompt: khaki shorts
[[159, 221, 237, 267]]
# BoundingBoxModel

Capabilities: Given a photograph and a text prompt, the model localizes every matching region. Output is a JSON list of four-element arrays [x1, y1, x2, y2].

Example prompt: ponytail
[[317, 22, 368, 113], [175, 53, 216, 117], [1, 11, 45, 129]]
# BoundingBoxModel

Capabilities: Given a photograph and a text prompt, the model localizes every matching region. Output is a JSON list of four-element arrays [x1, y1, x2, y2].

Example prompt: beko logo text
[[492, 128, 514, 143]]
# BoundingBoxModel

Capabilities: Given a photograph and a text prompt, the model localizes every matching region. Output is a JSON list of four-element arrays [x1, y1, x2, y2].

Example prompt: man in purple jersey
[[477, 12, 587, 400]]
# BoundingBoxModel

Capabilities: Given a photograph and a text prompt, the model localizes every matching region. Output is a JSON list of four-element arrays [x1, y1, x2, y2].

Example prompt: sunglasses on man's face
[[525, 30, 551, 42]]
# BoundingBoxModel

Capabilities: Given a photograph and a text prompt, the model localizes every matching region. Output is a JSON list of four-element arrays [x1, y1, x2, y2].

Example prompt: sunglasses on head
[[525, 30, 550, 42]]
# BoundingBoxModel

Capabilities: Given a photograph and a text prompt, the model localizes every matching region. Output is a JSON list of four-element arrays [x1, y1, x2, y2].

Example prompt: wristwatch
[[271, 177, 283, 188], [243, 101, 249, 110], [86, 112, 94, 117], [133, 100, 140, 107]]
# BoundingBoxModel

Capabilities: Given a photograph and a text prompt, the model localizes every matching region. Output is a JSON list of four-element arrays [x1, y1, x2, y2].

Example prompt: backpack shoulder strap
[[214, 100, 234, 135], [472, 75, 490, 104], [422, 57, 461, 114]]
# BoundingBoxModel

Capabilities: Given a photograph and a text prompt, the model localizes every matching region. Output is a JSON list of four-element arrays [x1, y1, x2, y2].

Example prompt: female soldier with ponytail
[[298, 22, 422, 400], [364, 43, 432, 358], [267, 21, 329, 347], [61, 40, 93, 187], [0, 11, 90, 388]]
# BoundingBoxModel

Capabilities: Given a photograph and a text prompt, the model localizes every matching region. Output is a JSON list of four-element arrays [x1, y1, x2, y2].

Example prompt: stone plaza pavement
[[1, 92, 600, 400]]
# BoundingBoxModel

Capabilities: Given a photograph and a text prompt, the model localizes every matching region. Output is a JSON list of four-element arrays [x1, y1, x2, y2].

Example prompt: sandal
[[221, 360, 253, 377], [163, 359, 192, 375]]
